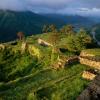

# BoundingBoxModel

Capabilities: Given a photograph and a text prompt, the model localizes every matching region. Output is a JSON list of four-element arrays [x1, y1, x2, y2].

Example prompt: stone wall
[[52, 56, 79, 70], [79, 57, 100, 70], [79, 51, 100, 70]]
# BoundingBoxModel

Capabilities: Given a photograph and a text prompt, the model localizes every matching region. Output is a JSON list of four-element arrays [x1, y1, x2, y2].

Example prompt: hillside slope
[[0, 10, 67, 42], [0, 10, 95, 42], [0, 34, 91, 100]]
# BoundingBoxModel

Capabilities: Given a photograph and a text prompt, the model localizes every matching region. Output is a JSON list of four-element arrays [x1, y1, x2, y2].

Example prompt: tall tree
[[66, 29, 92, 52], [49, 24, 57, 33], [42, 25, 49, 33], [48, 29, 60, 64], [60, 25, 74, 35], [77, 29, 92, 44]]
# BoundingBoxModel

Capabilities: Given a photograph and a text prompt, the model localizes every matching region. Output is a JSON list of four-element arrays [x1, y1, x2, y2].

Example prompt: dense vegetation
[[1, 24, 98, 100], [0, 42, 91, 100]]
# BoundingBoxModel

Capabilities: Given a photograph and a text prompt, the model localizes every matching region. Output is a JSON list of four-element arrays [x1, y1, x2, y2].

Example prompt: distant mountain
[[41, 14, 95, 27], [0, 10, 55, 42], [0, 10, 95, 42]]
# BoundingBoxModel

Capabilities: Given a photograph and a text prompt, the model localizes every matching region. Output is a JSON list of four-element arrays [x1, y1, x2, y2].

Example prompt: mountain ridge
[[0, 10, 96, 42]]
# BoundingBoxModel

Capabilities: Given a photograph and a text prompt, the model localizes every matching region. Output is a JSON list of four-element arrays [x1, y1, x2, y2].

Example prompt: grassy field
[[0, 63, 90, 100]]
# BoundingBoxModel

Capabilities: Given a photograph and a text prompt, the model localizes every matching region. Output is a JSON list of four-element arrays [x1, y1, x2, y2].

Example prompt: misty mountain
[[0, 10, 95, 42], [0, 10, 58, 42], [41, 13, 96, 26]]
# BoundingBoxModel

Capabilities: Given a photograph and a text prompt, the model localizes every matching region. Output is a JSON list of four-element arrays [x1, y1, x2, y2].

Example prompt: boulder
[[0, 44, 5, 50], [38, 38, 53, 47], [82, 71, 97, 80]]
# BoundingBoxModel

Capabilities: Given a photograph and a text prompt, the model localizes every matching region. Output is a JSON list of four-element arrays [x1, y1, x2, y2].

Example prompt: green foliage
[[51, 91, 62, 100], [0, 47, 38, 82], [27, 93, 38, 100], [0, 25, 95, 100], [42, 25, 49, 33], [48, 24, 58, 33], [28, 45, 41, 59], [60, 24, 74, 35], [66, 29, 92, 52], [77, 29, 92, 44], [0, 47, 90, 100]]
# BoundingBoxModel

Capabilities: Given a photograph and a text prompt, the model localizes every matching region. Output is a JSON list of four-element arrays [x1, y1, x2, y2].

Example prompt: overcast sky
[[0, 0, 100, 16]]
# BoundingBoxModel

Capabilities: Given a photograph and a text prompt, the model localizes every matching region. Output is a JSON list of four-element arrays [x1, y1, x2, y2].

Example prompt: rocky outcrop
[[0, 44, 5, 50], [77, 75, 100, 100], [38, 38, 53, 47], [79, 50, 100, 70], [82, 71, 97, 80], [52, 56, 79, 70]]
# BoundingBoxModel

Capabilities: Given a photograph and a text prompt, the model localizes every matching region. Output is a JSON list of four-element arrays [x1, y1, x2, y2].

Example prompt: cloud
[[0, 0, 27, 11], [77, 8, 100, 17], [0, 0, 100, 16]]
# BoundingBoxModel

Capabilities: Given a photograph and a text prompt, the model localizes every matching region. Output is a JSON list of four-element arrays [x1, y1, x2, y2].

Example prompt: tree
[[42, 25, 49, 33], [48, 24, 59, 48], [77, 29, 92, 44], [42, 24, 58, 33], [48, 29, 60, 64], [17, 32, 25, 41], [49, 24, 58, 33], [60, 25, 74, 35], [66, 29, 92, 53]]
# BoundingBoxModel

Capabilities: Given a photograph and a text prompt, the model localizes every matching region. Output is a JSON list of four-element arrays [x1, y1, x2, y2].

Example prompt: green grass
[[82, 49, 100, 56], [0, 34, 93, 100], [0, 63, 91, 100]]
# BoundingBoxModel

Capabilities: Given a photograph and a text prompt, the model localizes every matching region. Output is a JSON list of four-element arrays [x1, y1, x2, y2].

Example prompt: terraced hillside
[[0, 34, 92, 100]]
